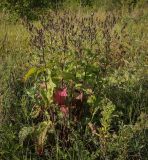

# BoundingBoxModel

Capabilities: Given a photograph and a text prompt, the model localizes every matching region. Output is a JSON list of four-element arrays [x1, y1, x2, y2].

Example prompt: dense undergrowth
[[0, 4, 148, 160]]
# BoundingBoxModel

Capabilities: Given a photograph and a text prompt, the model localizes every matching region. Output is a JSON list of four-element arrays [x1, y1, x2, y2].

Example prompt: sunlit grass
[[0, 6, 148, 159]]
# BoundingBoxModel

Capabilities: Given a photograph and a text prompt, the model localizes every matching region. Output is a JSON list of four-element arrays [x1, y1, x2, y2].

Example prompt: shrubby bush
[[1, 0, 147, 19]]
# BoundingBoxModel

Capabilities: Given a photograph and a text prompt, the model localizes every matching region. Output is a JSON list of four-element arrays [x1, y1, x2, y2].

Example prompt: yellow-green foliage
[[0, 6, 148, 160]]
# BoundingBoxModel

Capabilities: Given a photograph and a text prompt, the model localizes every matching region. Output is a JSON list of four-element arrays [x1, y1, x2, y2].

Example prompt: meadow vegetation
[[0, 0, 148, 159]]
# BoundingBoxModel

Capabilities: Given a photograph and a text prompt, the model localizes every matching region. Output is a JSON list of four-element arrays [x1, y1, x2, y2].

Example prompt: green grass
[[0, 6, 148, 160]]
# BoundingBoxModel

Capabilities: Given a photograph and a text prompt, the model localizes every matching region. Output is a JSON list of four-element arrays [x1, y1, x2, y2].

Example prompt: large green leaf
[[23, 67, 37, 82], [19, 126, 34, 146], [36, 120, 52, 150]]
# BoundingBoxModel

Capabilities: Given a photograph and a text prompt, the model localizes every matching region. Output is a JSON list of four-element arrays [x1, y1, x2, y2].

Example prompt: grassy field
[[0, 5, 148, 160]]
